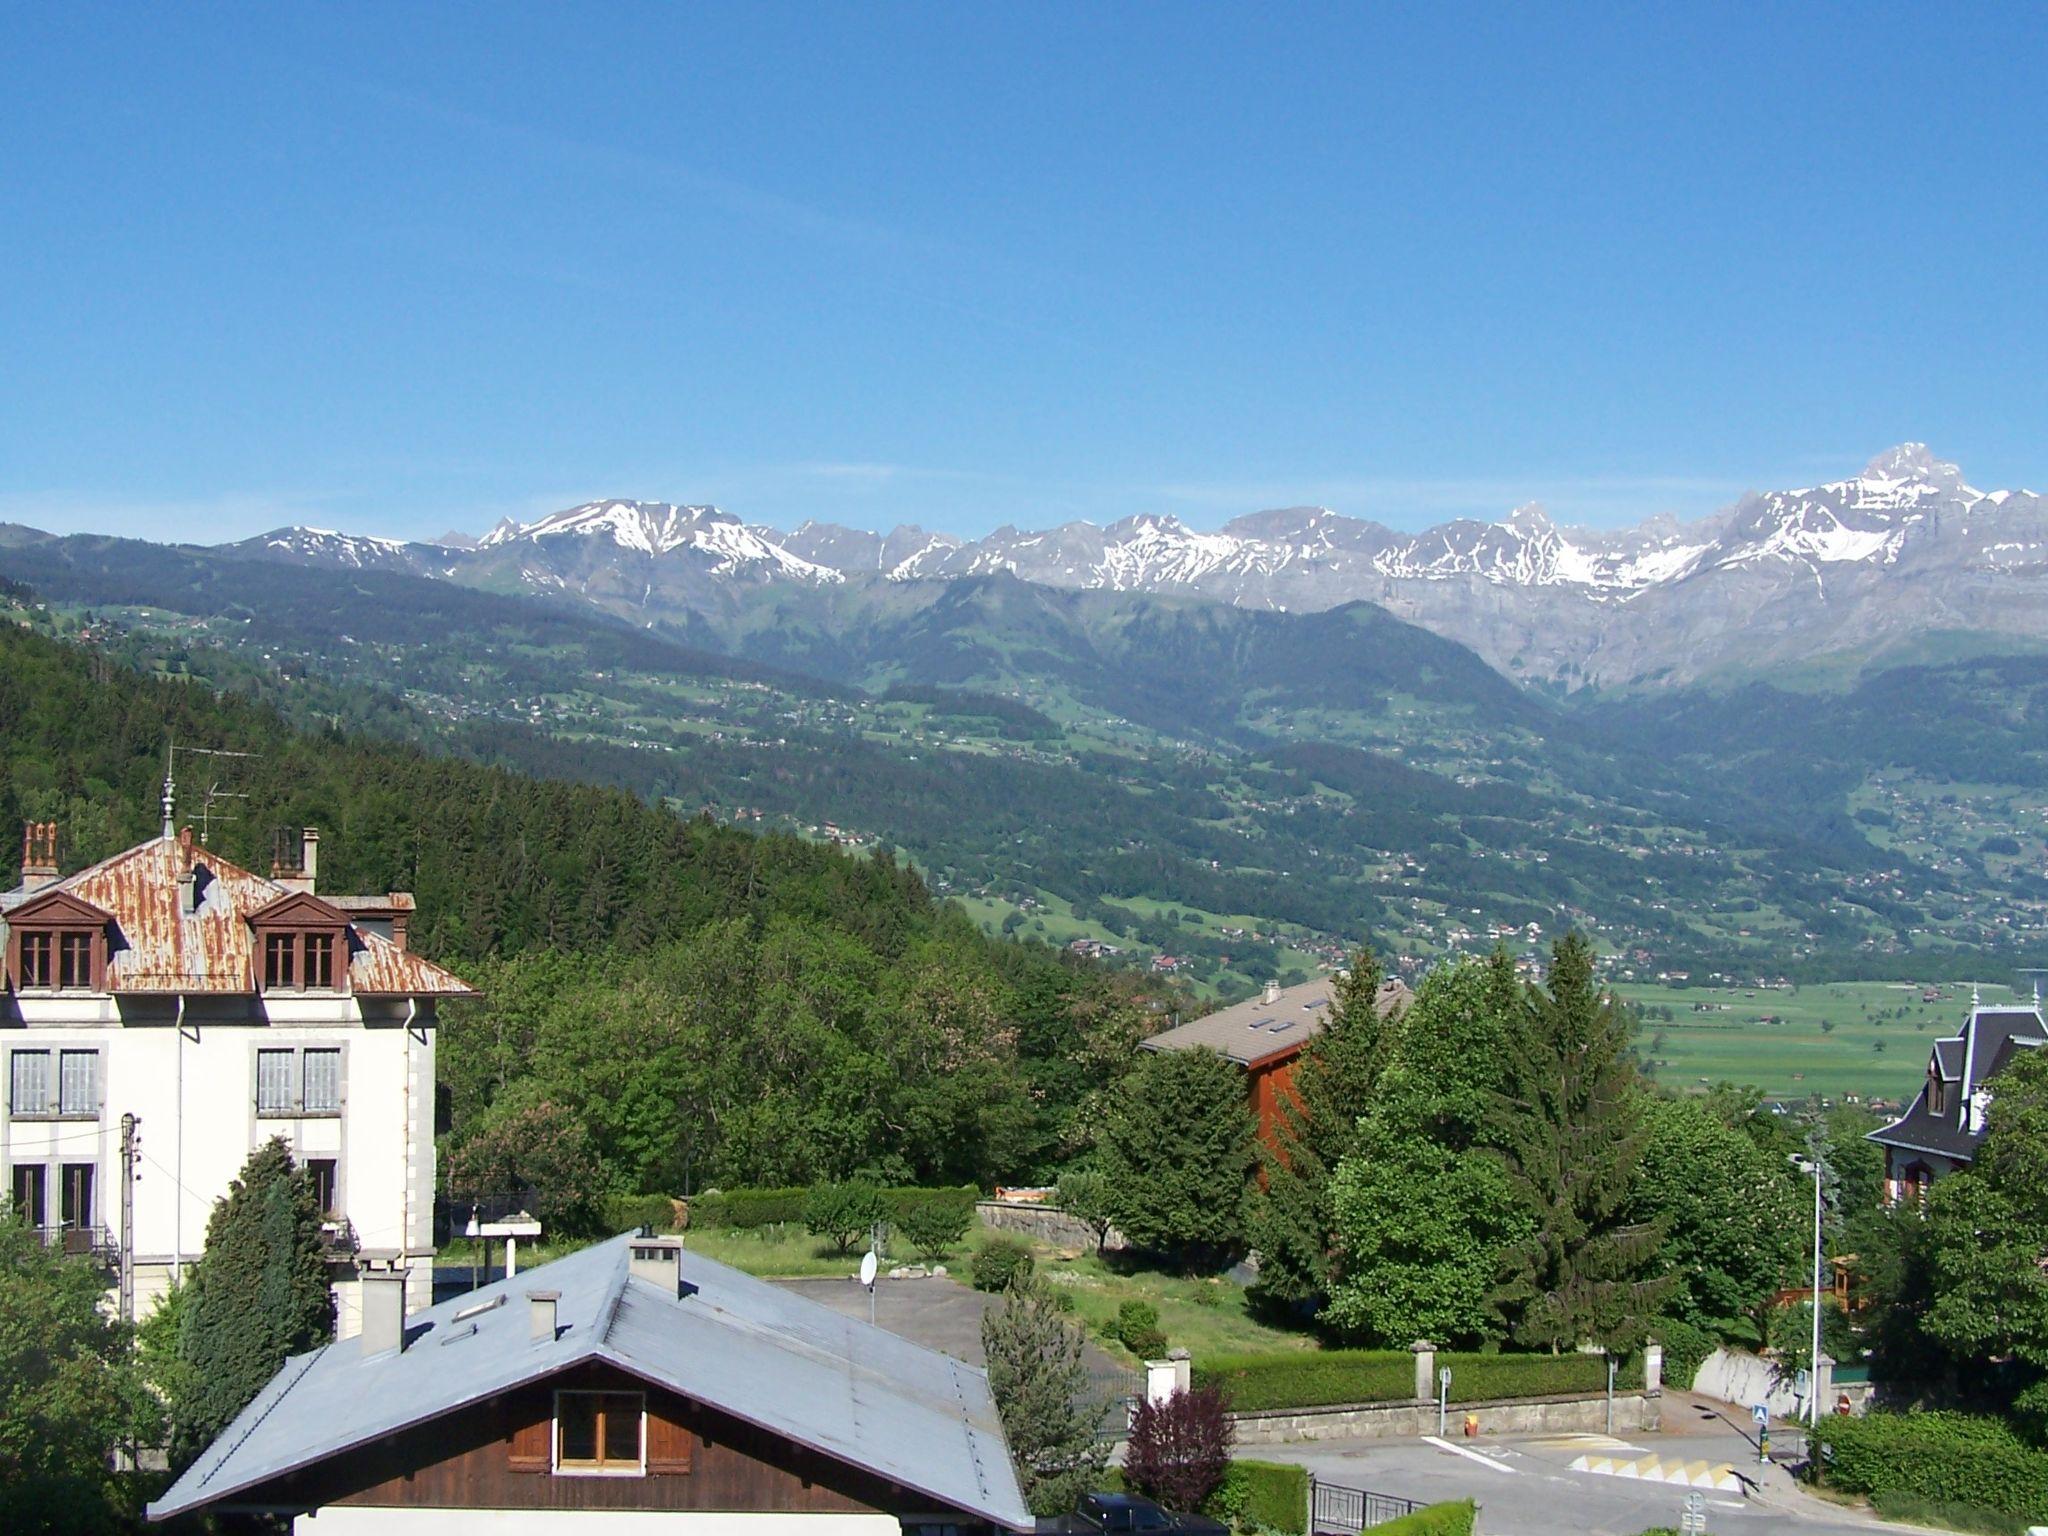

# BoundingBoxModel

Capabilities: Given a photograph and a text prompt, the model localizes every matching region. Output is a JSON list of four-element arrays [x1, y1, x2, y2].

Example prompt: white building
[[2, 819, 473, 1330]]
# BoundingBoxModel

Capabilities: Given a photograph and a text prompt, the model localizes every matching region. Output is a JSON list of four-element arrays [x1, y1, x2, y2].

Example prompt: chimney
[[528, 1289, 561, 1343], [274, 828, 320, 894], [360, 1266, 410, 1356], [19, 821, 58, 893], [176, 871, 198, 916], [1262, 980, 1281, 1006], [629, 1235, 684, 1296]]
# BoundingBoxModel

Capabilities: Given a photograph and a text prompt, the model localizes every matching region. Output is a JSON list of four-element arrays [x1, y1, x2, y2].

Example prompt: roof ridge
[[191, 1343, 326, 1492]]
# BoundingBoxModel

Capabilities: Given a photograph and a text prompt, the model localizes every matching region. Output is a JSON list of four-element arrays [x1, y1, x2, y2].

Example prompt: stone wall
[[1230, 1390, 1662, 1447], [975, 1199, 1126, 1253]]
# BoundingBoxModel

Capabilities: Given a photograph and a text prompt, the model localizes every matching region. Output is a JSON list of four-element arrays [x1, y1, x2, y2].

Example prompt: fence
[[1085, 1362, 1142, 1437], [1311, 1478, 1420, 1535]]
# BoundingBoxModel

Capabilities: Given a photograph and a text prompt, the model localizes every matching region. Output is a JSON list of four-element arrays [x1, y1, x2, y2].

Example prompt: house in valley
[[2, 817, 472, 1327], [1138, 975, 1410, 1150], [147, 1231, 1034, 1534], [1867, 1000, 2045, 1202]]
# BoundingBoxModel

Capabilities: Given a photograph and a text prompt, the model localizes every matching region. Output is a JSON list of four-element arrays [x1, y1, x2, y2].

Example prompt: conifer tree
[[173, 1138, 334, 1466], [1250, 946, 1397, 1308], [1488, 934, 1668, 1351], [1100, 1046, 1257, 1268], [980, 1277, 1109, 1516]]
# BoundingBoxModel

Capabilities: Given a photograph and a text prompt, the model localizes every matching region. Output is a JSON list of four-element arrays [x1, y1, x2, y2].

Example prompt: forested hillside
[[0, 617, 1161, 1195]]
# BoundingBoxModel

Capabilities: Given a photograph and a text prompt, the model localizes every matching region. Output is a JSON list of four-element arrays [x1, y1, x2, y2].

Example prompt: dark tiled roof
[[1869, 1004, 2046, 1164]]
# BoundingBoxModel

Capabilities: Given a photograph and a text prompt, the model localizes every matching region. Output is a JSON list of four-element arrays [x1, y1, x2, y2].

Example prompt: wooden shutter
[[646, 1408, 694, 1475], [505, 1395, 551, 1473]]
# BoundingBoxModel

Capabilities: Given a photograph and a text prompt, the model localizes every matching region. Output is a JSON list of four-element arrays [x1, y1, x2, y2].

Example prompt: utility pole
[[119, 1113, 139, 1326]]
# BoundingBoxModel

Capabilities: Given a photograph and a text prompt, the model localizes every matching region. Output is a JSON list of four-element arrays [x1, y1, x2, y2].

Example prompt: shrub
[[1192, 1350, 1412, 1412], [1371, 1501, 1475, 1536], [688, 1186, 808, 1229], [1113, 1300, 1168, 1359], [1650, 1317, 1718, 1392], [804, 1182, 890, 1255], [1205, 1459, 1308, 1534], [884, 1185, 979, 1229], [900, 1200, 972, 1264], [1811, 1412, 2048, 1523], [1125, 1386, 1234, 1513], [603, 1191, 675, 1234], [973, 1237, 1036, 1293]]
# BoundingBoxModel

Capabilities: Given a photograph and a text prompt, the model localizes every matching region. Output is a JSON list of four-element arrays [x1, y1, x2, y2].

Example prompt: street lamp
[[1788, 1152, 1824, 1428]]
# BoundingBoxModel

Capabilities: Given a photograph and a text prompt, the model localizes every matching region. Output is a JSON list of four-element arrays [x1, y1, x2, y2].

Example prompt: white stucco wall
[[3, 987, 438, 1325]]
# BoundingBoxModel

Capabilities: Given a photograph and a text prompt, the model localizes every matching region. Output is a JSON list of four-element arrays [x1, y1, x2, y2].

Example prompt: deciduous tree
[[1124, 1386, 1234, 1512]]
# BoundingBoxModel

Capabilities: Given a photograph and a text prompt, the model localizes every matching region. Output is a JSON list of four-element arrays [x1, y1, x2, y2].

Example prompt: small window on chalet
[[307, 1157, 338, 1217], [555, 1391, 643, 1474], [264, 933, 297, 990], [58, 932, 92, 989]]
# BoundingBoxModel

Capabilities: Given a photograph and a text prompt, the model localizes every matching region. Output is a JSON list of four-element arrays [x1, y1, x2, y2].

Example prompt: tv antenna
[[164, 741, 260, 846]]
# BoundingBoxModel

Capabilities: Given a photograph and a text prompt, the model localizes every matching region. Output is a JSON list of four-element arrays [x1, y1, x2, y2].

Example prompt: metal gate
[[1311, 1479, 1421, 1536]]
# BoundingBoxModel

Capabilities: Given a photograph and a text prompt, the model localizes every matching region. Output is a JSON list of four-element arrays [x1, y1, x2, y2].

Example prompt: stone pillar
[[1813, 1352, 1835, 1419], [1145, 1358, 1179, 1407], [1644, 1341, 1664, 1398], [1169, 1346, 1192, 1396], [1410, 1340, 1437, 1404]]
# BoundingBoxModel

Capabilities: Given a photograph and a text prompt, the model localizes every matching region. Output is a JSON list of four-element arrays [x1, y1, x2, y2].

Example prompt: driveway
[[1252, 1395, 1935, 1536], [772, 1274, 1132, 1390]]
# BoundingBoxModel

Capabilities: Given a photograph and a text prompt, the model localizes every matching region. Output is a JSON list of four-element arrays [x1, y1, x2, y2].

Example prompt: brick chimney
[[19, 821, 58, 893], [272, 827, 320, 895]]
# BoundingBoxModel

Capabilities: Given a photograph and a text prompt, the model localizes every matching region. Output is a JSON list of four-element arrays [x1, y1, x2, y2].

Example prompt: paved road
[[1255, 1397, 1926, 1536]]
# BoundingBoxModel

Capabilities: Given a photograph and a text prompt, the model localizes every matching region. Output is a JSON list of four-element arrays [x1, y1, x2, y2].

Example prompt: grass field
[[1617, 980, 2023, 1103]]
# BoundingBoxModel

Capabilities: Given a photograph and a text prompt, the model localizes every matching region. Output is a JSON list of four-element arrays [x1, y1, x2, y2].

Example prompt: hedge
[[1193, 1350, 1413, 1412], [1443, 1351, 1640, 1404], [604, 1191, 677, 1233], [688, 1185, 978, 1231], [1205, 1459, 1308, 1534], [1372, 1501, 1475, 1536], [1811, 1412, 2048, 1523], [1192, 1349, 1642, 1413]]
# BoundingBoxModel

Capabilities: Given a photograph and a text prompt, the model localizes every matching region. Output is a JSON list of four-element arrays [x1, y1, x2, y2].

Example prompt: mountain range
[[238, 444, 2045, 689]]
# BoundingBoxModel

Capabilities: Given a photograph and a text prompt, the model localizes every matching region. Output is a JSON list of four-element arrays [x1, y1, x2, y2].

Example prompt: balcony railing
[[27, 1224, 118, 1266], [318, 1217, 359, 1258]]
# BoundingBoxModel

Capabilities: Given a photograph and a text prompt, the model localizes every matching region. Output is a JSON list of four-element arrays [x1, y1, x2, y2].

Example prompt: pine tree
[[1250, 946, 1396, 1308], [1100, 1046, 1257, 1268], [173, 1138, 334, 1466], [1488, 934, 1668, 1351], [980, 1278, 1109, 1516]]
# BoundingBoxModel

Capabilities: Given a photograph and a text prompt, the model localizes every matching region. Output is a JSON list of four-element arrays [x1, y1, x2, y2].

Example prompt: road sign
[[1680, 1491, 1707, 1536], [1751, 1403, 1769, 1426]]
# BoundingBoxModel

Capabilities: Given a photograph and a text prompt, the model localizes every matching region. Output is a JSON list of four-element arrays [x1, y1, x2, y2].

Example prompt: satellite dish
[[859, 1250, 878, 1287]]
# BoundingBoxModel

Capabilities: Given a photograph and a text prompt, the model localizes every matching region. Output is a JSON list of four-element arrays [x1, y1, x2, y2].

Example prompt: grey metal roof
[[1139, 976, 1410, 1068], [148, 1234, 1031, 1530], [1933, 1038, 1963, 1080]]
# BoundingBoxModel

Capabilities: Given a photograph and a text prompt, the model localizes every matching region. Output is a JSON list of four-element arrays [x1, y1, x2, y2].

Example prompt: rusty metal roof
[[3, 828, 472, 998]]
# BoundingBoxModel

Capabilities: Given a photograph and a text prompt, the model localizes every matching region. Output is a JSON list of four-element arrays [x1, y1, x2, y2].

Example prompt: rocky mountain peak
[[1860, 442, 1963, 488]]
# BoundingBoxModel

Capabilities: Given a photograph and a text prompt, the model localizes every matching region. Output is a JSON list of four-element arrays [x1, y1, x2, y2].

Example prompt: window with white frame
[[58, 1050, 97, 1117], [10, 1050, 51, 1116], [256, 1049, 296, 1115], [255, 1046, 343, 1116], [302, 1049, 341, 1114]]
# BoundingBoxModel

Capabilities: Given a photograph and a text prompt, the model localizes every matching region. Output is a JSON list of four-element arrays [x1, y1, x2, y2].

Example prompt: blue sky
[[4, 5, 2044, 543]]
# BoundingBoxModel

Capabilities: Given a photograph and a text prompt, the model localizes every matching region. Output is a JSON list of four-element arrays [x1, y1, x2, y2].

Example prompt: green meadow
[[1618, 980, 2025, 1104]]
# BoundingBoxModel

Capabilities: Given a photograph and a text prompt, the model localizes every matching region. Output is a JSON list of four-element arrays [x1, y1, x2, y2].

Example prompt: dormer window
[[249, 891, 350, 996], [1928, 1070, 1944, 1115], [5, 890, 112, 994]]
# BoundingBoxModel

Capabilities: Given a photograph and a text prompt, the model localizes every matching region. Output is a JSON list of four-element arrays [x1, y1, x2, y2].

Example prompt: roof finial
[[161, 751, 176, 842]]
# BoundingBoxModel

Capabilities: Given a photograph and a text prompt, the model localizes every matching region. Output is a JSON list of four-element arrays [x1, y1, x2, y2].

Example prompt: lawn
[[1616, 980, 2020, 1103]]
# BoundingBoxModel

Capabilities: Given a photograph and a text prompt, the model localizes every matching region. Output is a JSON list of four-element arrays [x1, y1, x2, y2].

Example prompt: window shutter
[[646, 1409, 694, 1474], [303, 1049, 341, 1113], [505, 1397, 550, 1472], [59, 1050, 97, 1116], [257, 1050, 294, 1114], [10, 1051, 50, 1115]]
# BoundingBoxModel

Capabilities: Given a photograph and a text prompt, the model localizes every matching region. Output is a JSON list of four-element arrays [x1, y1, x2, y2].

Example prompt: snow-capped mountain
[[220, 445, 2047, 688]]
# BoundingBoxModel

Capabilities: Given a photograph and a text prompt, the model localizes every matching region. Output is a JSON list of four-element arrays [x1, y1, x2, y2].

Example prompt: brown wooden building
[[149, 1234, 1032, 1534], [1139, 975, 1410, 1152]]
